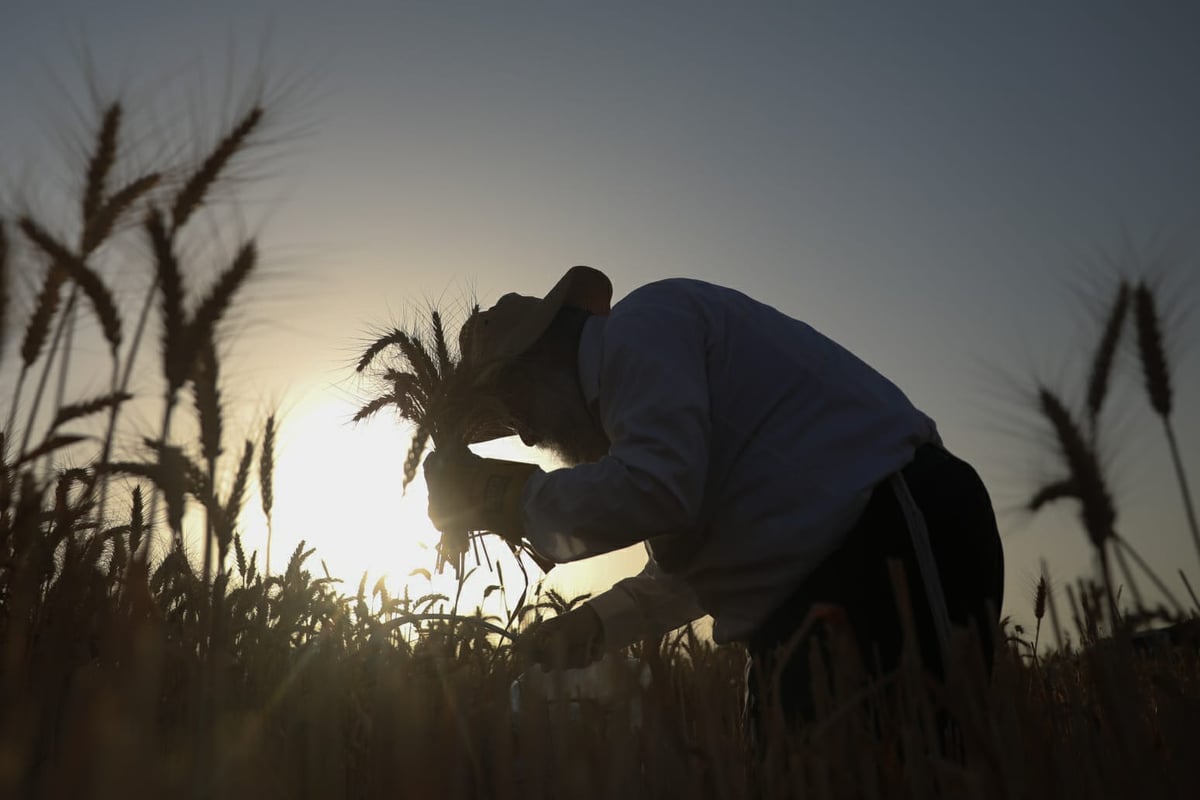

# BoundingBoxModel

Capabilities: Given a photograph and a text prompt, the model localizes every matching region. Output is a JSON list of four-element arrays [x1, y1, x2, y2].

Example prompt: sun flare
[[239, 393, 442, 592]]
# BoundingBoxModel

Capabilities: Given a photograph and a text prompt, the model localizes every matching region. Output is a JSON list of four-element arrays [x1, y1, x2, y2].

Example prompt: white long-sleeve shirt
[[520, 279, 938, 644]]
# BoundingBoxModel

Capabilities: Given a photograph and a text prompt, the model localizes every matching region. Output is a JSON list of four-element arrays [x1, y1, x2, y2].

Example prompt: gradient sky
[[3, 1, 1199, 632]]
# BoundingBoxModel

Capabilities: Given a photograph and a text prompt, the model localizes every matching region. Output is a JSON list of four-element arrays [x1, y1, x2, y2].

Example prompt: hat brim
[[466, 265, 611, 386], [460, 266, 612, 442]]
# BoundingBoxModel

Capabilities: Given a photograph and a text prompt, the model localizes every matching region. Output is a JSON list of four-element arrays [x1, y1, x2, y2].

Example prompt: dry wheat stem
[[1180, 570, 1200, 615], [1160, 418, 1200, 571], [1110, 535, 1145, 614], [1112, 535, 1185, 614]]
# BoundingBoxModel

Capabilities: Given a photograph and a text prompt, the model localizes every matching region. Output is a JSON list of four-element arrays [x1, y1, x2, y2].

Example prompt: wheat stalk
[[1133, 279, 1200, 571], [260, 413, 275, 577], [1085, 280, 1130, 435], [18, 262, 67, 373], [81, 172, 160, 255], [1038, 388, 1116, 550], [82, 103, 121, 232], [356, 308, 526, 573], [11, 262, 68, 453], [192, 334, 223, 467], [146, 209, 188, 396], [1037, 387, 1121, 618], [18, 217, 122, 354], [50, 391, 132, 431], [185, 240, 256, 373], [171, 106, 263, 231], [1032, 574, 1048, 657], [129, 485, 144, 561], [1134, 281, 1172, 418]]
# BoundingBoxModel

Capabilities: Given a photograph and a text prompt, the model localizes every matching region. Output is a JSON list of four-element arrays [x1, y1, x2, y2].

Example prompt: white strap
[[889, 473, 952, 661]]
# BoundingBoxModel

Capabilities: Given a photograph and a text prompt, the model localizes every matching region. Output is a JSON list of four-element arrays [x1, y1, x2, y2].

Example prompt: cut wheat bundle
[[356, 306, 538, 575]]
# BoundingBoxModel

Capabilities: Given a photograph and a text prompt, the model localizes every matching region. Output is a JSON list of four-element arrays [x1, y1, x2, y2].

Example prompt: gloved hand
[[423, 447, 538, 546], [514, 604, 605, 670]]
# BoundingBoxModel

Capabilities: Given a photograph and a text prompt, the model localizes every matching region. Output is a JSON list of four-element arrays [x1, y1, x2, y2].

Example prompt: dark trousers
[[744, 444, 1005, 733]]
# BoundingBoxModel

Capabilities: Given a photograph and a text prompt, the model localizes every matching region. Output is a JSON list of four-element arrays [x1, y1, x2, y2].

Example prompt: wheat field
[[1, 97, 1198, 800]]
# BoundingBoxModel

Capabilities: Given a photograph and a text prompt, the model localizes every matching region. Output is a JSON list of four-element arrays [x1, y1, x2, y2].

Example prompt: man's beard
[[543, 416, 610, 467]]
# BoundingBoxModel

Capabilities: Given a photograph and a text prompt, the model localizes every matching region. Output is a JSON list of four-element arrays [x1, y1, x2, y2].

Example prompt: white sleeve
[[586, 556, 706, 650], [521, 299, 711, 563]]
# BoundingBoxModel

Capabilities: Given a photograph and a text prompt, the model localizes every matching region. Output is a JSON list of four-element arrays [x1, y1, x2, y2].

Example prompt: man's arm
[[587, 556, 706, 650], [521, 293, 712, 562]]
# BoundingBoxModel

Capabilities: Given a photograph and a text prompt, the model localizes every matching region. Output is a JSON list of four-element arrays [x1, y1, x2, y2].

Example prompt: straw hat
[[461, 265, 612, 388]]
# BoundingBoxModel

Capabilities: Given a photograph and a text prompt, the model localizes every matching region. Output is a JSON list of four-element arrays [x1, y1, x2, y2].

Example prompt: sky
[[2, 1, 1199, 633]]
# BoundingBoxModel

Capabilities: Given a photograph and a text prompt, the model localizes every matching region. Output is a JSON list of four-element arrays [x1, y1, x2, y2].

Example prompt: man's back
[[530, 277, 939, 640]]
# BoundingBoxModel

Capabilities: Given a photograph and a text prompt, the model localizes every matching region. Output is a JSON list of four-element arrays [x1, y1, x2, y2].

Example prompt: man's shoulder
[[612, 277, 727, 313]]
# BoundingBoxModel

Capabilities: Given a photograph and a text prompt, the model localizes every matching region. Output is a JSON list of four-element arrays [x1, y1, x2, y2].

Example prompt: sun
[[236, 392, 442, 593]]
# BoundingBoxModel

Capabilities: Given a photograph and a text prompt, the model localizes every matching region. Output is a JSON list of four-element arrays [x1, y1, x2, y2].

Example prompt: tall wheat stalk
[[259, 413, 276, 577], [1132, 280, 1200, 572]]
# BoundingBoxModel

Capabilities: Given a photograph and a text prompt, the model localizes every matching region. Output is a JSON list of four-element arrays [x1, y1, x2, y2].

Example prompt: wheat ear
[[1133, 280, 1200, 571], [171, 106, 263, 231], [1032, 573, 1048, 655], [18, 217, 121, 354], [260, 414, 275, 577], [19, 262, 67, 372], [82, 172, 160, 255], [185, 241, 256, 372], [1085, 280, 1130, 435], [192, 334, 223, 466], [82, 103, 121, 230], [1038, 388, 1116, 549]]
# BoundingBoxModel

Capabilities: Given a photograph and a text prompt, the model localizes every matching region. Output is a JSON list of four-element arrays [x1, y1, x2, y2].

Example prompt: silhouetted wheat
[[146, 209, 187, 395], [186, 240, 256, 370], [1037, 388, 1115, 549], [1086, 280, 1129, 434], [18, 217, 121, 354], [18, 264, 67, 374], [81, 172, 160, 255], [81, 103, 121, 229], [171, 106, 263, 231], [356, 309, 521, 572], [1033, 574, 1048, 655], [1133, 279, 1200, 570], [49, 391, 131, 431]]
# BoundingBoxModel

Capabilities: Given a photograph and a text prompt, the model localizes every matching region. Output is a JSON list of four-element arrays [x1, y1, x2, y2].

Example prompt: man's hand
[[514, 605, 605, 670], [423, 448, 538, 546]]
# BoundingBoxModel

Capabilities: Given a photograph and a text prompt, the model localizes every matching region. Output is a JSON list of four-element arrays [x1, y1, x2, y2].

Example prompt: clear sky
[[3, 1, 1199, 632]]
